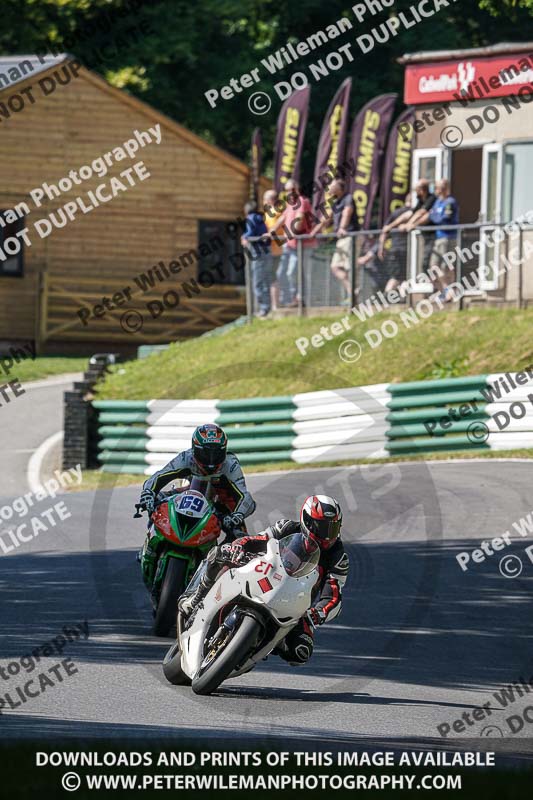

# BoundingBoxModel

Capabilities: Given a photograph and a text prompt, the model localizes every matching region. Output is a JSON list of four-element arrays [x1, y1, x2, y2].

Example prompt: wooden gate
[[36, 269, 246, 350]]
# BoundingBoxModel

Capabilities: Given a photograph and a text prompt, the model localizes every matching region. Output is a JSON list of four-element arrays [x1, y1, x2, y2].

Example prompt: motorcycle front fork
[[181, 559, 208, 596]]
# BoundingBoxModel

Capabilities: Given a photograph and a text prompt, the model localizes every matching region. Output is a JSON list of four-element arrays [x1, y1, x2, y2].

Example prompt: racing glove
[[220, 540, 248, 566], [139, 488, 156, 513], [306, 607, 327, 628], [222, 511, 245, 533]]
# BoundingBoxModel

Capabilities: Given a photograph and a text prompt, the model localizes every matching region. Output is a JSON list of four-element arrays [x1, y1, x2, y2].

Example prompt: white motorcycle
[[162, 532, 320, 695]]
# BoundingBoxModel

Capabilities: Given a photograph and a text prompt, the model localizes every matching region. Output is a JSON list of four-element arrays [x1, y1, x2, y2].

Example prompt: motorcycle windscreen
[[278, 533, 320, 577], [171, 490, 212, 541]]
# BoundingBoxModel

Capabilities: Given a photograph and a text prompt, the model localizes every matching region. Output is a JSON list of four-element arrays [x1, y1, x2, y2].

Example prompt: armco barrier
[[92, 371, 533, 473], [92, 384, 391, 474], [385, 371, 533, 455]]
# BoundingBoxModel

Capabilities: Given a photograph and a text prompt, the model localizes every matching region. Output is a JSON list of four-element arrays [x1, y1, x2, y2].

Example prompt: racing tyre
[[163, 640, 191, 685], [153, 557, 188, 637], [191, 614, 261, 696]]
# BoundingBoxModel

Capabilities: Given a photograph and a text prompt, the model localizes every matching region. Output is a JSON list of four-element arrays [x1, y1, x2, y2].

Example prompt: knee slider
[[292, 633, 314, 664]]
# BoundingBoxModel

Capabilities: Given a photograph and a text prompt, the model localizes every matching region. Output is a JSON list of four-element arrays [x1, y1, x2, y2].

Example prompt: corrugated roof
[[399, 42, 533, 65], [0, 54, 69, 90]]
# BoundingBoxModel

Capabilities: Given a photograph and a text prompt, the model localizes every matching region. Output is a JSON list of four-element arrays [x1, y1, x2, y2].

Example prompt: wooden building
[[0, 54, 256, 353]]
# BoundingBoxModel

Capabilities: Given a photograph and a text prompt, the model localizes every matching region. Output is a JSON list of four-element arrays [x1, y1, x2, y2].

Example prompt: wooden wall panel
[[0, 64, 251, 345]]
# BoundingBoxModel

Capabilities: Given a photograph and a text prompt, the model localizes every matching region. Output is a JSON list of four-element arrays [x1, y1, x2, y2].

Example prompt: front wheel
[[163, 640, 191, 685], [192, 614, 262, 696], [153, 557, 189, 637]]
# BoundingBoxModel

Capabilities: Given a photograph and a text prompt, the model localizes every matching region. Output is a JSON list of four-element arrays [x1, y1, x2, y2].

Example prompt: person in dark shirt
[[378, 182, 436, 294], [427, 179, 459, 301], [311, 178, 359, 303], [377, 197, 412, 294], [380, 180, 436, 240], [241, 200, 272, 318], [358, 235, 388, 295]]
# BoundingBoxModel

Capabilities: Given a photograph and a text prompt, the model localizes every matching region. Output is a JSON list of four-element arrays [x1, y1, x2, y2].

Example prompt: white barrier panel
[[146, 411, 219, 426], [145, 453, 188, 465], [485, 403, 533, 415], [486, 415, 533, 433], [293, 401, 388, 422], [293, 414, 386, 434], [147, 425, 199, 438], [146, 439, 192, 452], [486, 373, 533, 403], [489, 432, 533, 449], [293, 384, 390, 407], [485, 395, 533, 404], [293, 441, 387, 463], [148, 399, 220, 411], [293, 426, 389, 449]]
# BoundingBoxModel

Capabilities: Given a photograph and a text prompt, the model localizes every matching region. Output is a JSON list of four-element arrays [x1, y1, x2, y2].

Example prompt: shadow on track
[[0, 537, 531, 696], [216, 686, 475, 711]]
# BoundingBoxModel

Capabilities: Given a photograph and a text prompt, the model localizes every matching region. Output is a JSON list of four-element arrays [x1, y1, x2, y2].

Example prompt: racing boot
[[178, 574, 214, 618], [178, 547, 222, 620]]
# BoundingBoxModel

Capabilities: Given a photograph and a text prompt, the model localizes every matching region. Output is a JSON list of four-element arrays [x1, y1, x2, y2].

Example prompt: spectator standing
[[263, 189, 284, 311], [241, 200, 272, 318], [398, 179, 436, 231], [379, 180, 436, 294], [357, 235, 388, 296], [427, 179, 459, 301], [379, 195, 411, 294], [273, 179, 315, 308], [311, 178, 358, 304]]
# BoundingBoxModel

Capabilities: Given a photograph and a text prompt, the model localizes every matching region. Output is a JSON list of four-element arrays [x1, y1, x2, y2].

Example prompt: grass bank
[[94, 308, 533, 400], [7, 356, 87, 383]]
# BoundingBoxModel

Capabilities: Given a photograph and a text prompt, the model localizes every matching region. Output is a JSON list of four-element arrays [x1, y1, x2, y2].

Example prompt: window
[[197, 220, 245, 286], [0, 212, 25, 277], [503, 143, 533, 221]]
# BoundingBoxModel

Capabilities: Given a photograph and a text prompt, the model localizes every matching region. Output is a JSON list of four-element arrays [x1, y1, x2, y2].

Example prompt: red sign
[[405, 52, 533, 105]]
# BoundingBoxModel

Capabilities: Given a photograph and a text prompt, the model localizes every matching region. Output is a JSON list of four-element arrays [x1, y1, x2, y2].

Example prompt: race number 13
[[255, 561, 273, 575]]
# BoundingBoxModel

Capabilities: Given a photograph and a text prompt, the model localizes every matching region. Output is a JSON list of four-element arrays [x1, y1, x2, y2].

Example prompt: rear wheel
[[153, 557, 188, 637], [192, 614, 262, 696], [163, 640, 191, 685]]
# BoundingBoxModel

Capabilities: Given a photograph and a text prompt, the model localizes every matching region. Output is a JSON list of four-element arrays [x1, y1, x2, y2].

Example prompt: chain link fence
[[244, 222, 533, 318]]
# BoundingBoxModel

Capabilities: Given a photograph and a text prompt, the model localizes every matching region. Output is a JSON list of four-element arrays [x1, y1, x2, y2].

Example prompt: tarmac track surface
[[1, 457, 532, 763]]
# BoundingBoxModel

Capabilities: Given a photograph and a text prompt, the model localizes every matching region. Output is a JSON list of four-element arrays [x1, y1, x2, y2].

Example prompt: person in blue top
[[427, 179, 459, 302], [241, 200, 272, 318]]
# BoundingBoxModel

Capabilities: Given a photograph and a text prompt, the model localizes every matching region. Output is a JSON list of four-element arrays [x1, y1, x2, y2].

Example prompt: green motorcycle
[[136, 478, 222, 637]]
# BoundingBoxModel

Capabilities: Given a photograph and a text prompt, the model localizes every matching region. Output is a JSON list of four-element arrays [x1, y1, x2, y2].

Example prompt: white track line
[[27, 431, 63, 493], [24, 373, 83, 390]]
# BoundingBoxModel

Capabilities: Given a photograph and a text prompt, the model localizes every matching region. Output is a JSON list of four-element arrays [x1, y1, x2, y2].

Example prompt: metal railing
[[243, 221, 533, 318]]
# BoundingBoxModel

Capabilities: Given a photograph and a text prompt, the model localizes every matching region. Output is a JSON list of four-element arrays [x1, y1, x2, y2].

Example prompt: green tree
[[4, 0, 533, 176]]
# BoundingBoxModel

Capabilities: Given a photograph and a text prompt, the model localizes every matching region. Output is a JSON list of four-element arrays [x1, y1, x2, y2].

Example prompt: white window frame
[[479, 143, 503, 291], [409, 148, 445, 292]]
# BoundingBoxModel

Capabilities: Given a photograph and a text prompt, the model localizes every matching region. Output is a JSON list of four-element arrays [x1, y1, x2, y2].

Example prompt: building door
[[450, 147, 482, 224], [449, 147, 483, 293]]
